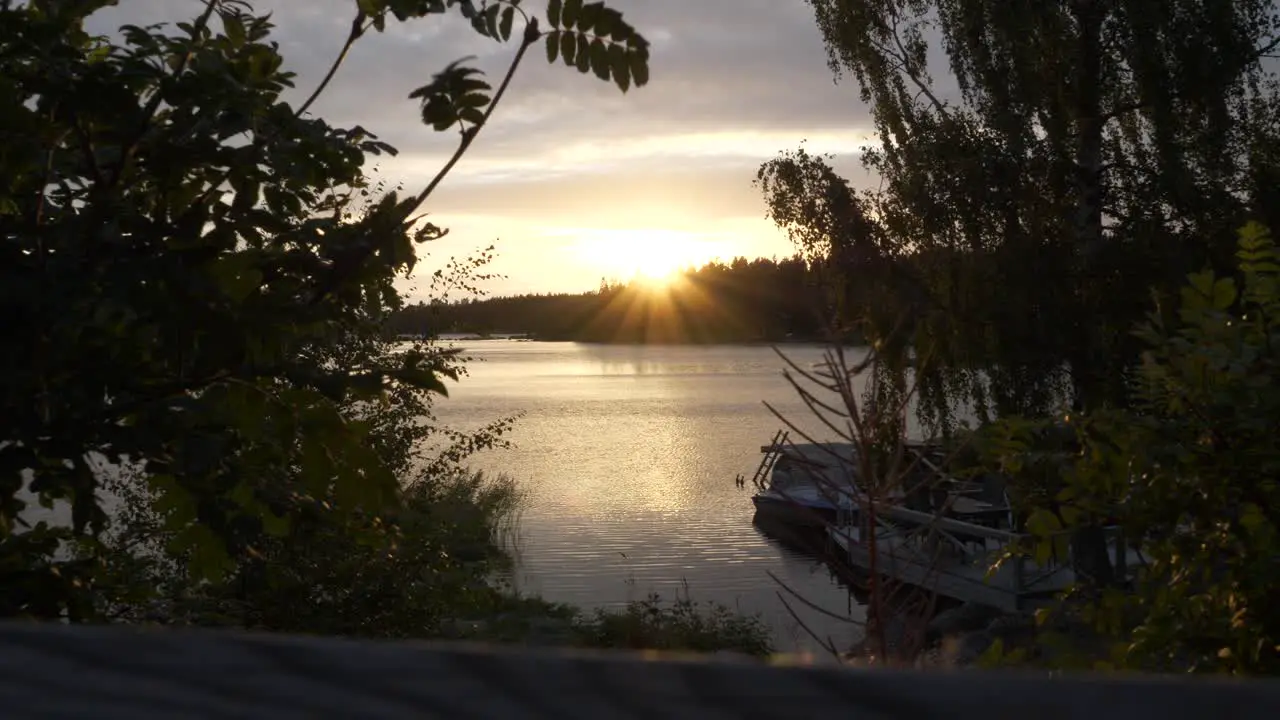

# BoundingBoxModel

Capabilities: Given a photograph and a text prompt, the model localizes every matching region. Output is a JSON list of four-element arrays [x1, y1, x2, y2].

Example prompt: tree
[[391, 255, 839, 343], [0, 0, 649, 620], [984, 223, 1280, 674], [760, 0, 1280, 432]]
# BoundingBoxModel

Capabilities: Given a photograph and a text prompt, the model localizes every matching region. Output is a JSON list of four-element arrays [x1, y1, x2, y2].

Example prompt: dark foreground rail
[[2, 623, 1278, 719]]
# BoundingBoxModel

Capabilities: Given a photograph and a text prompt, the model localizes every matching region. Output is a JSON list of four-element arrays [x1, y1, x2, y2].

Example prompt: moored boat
[[745, 432, 861, 528]]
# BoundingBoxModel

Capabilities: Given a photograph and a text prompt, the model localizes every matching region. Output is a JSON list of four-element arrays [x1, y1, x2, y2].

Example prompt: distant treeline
[[389, 256, 862, 344]]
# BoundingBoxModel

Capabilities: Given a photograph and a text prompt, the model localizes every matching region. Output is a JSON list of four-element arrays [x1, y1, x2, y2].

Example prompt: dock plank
[[826, 522, 1150, 612], [832, 529, 1023, 611]]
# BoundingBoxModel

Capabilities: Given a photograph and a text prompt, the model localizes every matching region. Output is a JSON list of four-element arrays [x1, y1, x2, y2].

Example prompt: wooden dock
[[826, 505, 1142, 612], [2, 623, 1279, 718]]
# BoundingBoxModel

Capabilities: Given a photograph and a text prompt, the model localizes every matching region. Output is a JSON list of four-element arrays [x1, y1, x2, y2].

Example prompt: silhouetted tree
[[389, 255, 852, 343], [760, 0, 1280, 434]]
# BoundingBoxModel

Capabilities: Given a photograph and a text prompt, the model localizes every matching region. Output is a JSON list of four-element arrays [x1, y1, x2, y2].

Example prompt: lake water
[[433, 341, 878, 656]]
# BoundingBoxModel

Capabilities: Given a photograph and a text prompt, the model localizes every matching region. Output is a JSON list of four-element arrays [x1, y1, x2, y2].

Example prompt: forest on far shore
[[389, 255, 862, 344]]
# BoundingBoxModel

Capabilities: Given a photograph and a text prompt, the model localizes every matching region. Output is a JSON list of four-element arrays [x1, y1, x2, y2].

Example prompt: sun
[[633, 254, 682, 286], [568, 228, 714, 287]]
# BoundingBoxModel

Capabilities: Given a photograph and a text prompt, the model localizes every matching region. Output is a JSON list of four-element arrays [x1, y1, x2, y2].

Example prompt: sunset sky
[[92, 1, 883, 299]]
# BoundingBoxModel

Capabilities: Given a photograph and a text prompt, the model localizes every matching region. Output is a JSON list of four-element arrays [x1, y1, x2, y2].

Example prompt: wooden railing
[[1, 623, 1278, 718]]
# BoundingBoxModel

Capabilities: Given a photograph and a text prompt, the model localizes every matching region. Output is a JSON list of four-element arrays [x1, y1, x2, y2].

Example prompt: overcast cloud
[[90, 0, 881, 296]]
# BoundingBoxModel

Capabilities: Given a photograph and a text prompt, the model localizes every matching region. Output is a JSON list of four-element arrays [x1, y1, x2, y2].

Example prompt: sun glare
[[634, 256, 680, 286], [566, 228, 725, 288]]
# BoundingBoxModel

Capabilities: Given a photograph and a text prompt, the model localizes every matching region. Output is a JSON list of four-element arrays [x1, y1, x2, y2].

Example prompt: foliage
[[0, 0, 648, 621], [98, 465, 525, 637], [763, 1, 1280, 434], [390, 254, 859, 343], [982, 223, 1280, 674], [571, 593, 774, 656], [437, 591, 775, 656]]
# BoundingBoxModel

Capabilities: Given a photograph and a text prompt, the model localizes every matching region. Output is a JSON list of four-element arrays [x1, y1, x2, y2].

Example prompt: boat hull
[[751, 494, 836, 528]]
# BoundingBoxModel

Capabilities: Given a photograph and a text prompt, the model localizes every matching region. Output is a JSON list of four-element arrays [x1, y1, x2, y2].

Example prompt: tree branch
[[1094, 34, 1280, 130], [884, 7, 950, 120], [295, 11, 368, 118], [307, 16, 539, 307], [407, 19, 541, 214]]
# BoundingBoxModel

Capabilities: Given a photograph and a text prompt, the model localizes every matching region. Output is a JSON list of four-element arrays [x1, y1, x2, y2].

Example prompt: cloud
[[87, 0, 875, 294]]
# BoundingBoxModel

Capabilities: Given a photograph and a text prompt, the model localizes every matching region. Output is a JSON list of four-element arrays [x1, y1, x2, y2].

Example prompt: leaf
[[173, 524, 233, 583], [548, 0, 562, 28], [577, 1, 601, 32], [408, 60, 491, 132], [629, 46, 649, 87], [575, 32, 591, 73], [1033, 538, 1053, 566], [333, 444, 395, 511], [220, 10, 246, 46], [606, 10, 630, 42], [1058, 504, 1083, 526], [150, 474, 198, 528], [607, 42, 630, 91], [499, 6, 515, 41], [1024, 507, 1062, 537], [210, 255, 264, 302], [562, 0, 582, 28], [390, 366, 449, 396], [483, 3, 502, 39], [301, 438, 336, 496], [1212, 278, 1237, 310], [1188, 270, 1215, 298], [593, 7, 618, 38], [977, 637, 1006, 668], [560, 31, 576, 65], [545, 31, 559, 62], [588, 38, 609, 81]]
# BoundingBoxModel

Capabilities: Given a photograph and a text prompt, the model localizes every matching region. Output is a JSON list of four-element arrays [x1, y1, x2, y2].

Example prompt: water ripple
[[435, 342, 870, 653]]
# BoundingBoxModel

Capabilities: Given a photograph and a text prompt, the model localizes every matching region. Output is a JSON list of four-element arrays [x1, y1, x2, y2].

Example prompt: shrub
[[983, 223, 1280, 673]]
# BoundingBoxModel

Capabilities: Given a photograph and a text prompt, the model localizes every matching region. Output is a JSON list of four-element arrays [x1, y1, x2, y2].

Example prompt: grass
[[446, 590, 775, 657], [572, 593, 774, 656], [403, 468, 526, 566]]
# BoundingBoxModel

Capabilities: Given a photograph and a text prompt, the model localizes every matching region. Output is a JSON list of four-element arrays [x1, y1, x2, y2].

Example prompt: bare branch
[[774, 591, 845, 662], [295, 11, 368, 119]]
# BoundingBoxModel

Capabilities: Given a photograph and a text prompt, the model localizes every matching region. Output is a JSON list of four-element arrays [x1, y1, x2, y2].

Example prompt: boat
[[742, 431, 1010, 532], [744, 431, 862, 528]]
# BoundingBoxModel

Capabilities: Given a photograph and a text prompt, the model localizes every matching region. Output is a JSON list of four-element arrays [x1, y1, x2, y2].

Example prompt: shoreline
[[417, 335, 871, 348]]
